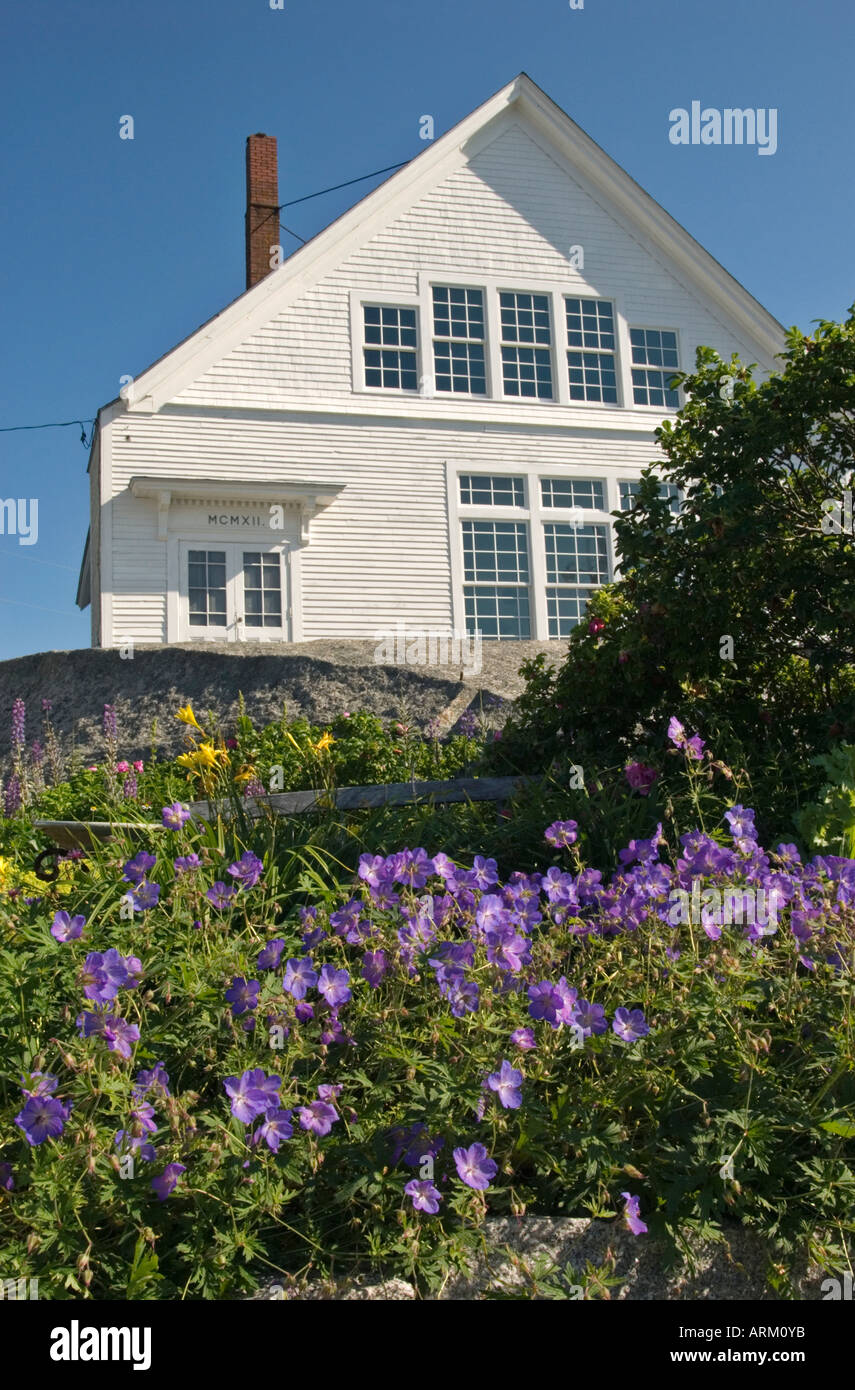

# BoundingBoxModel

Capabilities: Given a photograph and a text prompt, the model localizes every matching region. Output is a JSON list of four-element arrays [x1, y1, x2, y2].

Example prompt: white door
[[180, 542, 289, 642]]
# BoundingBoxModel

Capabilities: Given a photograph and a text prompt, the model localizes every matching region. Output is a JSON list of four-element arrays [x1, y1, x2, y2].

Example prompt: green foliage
[[795, 744, 855, 858]]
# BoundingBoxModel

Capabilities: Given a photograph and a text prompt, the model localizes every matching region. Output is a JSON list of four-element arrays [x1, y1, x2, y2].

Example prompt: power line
[[280, 222, 307, 246], [0, 418, 94, 438], [0, 551, 78, 573], [280, 158, 412, 210], [0, 596, 79, 617]]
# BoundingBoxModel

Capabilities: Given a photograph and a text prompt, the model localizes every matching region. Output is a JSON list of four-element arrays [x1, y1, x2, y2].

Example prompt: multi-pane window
[[242, 553, 282, 629], [499, 292, 553, 399], [541, 478, 606, 510], [432, 287, 487, 395], [363, 305, 418, 390], [544, 522, 610, 638], [462, 520, 531, 639], [618, 479, 682, 514], [188, 550, 227, 627], [459, 475, 525, 508], [565, 298, 618, 403], [629, 329, 680, 407]]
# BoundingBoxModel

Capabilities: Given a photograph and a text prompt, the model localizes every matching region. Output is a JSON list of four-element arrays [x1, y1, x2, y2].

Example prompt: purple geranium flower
[[20, 1070, 58, 1098], [294, 1000, 315, 1023], [252, 1108, 294, 1153], [283, 957, 318, 1000], [123, 851, 156, 884], [50, 910, 85, 943], [574, 999, 608, 1037], [227, 851, 264, 889], [299, 1101, 338, 1137], [361, 949, 389, 988], [404, 1179, 442, 1214], [223, 1069, 280, 1123], [133, 1062, 170, 1098], [510, 1027, 536, 1051], [162, 802, 192, 830], [625, 762, 659, 795], [620, 1191, 648, 1235], [101, 1016, 141, 1059], [257, 939, 287, 971], [612, 1007, 650, 1042], [151, 1163, 186, 1202], [15, 1095, 70, 1146], [81, 952, 117, 1003], [207, 881, 238, 910], [528, 980, 564, 1027], [453, 1142, 498, 1191], [129, 880, 161, 912], [317, 964, 351, 1008], [0, 1162, 14, 1191], [487, 1059, 523, 1110], [225, 976, 260, 1017], [544, 820, 578, 849], [174, 854, 201, 875]]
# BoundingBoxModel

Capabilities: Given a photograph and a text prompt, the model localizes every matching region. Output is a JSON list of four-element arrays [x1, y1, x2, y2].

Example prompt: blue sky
[[1, 0, 852, 661]]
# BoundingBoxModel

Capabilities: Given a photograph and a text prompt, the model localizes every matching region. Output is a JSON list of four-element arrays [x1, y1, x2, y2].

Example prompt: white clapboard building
[[76, 73, 785, 649]]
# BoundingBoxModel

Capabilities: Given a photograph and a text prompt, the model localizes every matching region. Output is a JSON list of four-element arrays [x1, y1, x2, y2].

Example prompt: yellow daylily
[[233, 765, 258, 785], [176, 704, 203, 730], [313, 731, 335, 754]]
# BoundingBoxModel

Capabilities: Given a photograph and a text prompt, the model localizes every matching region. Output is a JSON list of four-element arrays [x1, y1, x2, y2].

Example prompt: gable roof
[[108, 72, 786, 419]]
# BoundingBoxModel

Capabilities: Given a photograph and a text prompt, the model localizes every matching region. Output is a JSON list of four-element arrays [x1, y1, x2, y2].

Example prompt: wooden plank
[[189, 775, 526, 819], [32, 820, 168, 851]]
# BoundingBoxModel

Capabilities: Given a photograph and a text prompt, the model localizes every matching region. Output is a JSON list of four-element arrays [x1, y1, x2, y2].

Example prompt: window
[[432, 287, 487, 395], [363, 305, 418, 390], [565, 298, 618, 403], [618, 479, 682, 514], [462, 520, 531, 638], [499, 292, 553, 399], [188, 549, 227, 627], [629, 329, 680, 407], [544, 522, 610, 637], [541, 478, 606, 510], [459, 474, 525, 508], [242, 552, 283, 629]]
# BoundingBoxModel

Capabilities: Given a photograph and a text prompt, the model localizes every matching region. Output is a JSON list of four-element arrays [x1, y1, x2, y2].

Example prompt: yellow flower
[[234, 765, 257, 785], [313, 732, 335, 754], [176, 704, 202, 730]]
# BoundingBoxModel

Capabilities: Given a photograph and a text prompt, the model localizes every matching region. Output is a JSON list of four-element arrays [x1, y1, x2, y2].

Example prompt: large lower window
[[544, 522, 610, 638], [432, 287, 487, 394], [181, 543, 287, 641], [462, 520, 531, 639], [242, 551, 283, 629], [363, 305, 418, 390], [500, 292, 553, 399], [565, 297, 618, 403], [188, 550, 227, 627]]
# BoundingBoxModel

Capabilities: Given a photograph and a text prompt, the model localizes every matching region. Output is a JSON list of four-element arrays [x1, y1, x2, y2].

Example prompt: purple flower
[[227, 851, 264, 889], [103, 703, 118, 741], [453, 1142, 498, 1191], [724, 805, 757, 843], [225, 976, 260, 1017], [151, 1163, 186, 1202], [510, 1027, 536, 1051], [361, 949, 389, 988], [20, 1070, 58, 1098], [4, 775, 22, 816], [101, 1015, 141, 1059], [81, 952, 117, 1003], [667, 716, 686, 747], [299, 1101, 338, 1136], [174, 854, 201, 875], [470, 855, 499, 890], [294, 1000, 315, 1023], [404, 1179, 442, 1214], [685, 735, 705, 760], [0, 1162, 14, 1191], [545, 820, 578, 849], [620, 1191, 648, 1235], [15, 1094, 70, 1145], [317, 1083, 343, 1102], [317, 964, 351, 1008], [133, 1062, 170, 1098], [123, 851, 156, 884], [283, 957, 318, 1000], [487, 1059, 523, 1110], [612, 1007, 650, 1042], [11, 697, 26, 754], [207, 881, 238, 910], [162, 802, 192, 830], [129, 880, 161, 912], [257, 939, 286, 971], [122, 773, 138, 800], [528, 980, 564, 1027], [224, 1069, 281, 1123], [667, 717, 705, 760], [50, 910, 85, 943], [252, 1108, 294, 1153], [573, 999, 608, 1037]]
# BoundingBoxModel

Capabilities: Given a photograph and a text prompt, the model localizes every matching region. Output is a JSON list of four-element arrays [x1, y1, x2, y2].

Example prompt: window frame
[[350, 291, 423, 396], [626, 324, 683, 411], [430, 284, 489, 398]]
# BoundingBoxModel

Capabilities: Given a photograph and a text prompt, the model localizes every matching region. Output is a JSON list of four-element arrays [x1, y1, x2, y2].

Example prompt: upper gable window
[[499, 292, 554, 400], [363, 305, 418, 391], [432, 287, 487, 395], [565, 298, 618, 404], [629, 329, 680, 408]]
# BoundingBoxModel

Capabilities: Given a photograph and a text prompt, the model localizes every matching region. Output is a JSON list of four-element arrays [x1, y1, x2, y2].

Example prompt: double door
[[179, 542, 289, 642]]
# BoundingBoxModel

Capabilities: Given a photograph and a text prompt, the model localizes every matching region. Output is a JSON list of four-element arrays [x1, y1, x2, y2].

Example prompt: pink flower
[[86, 765, 98, 773], [625, 762, 659, 796], [133, 760, 144, 773], [116, 761, 130, 774], [589, 618, 605, 635]]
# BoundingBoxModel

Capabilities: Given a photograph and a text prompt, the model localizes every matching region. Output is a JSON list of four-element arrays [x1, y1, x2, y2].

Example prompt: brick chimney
[[245, 134, 279, 290]]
